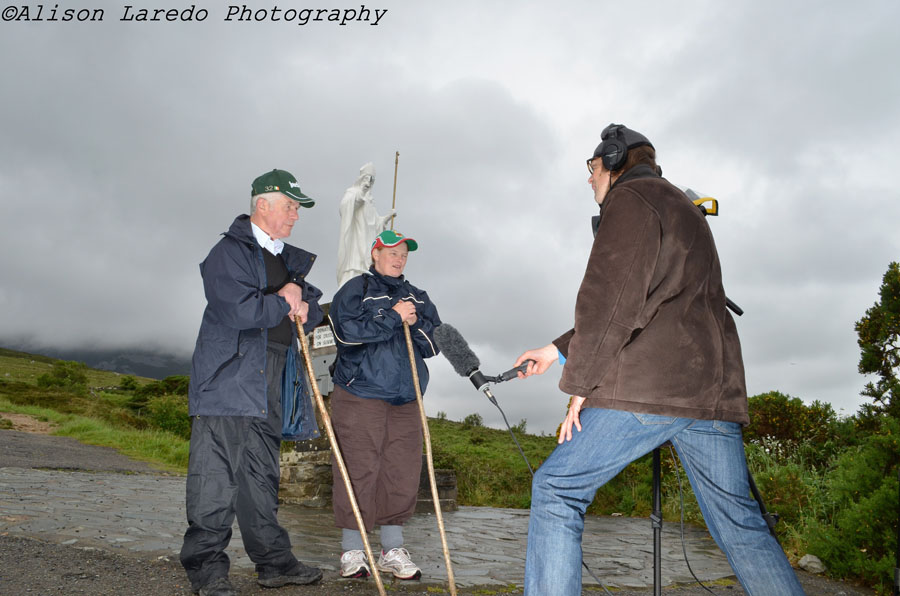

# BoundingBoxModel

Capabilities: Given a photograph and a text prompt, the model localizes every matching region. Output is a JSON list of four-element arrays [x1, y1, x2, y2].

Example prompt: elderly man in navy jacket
[[180, 169, 324, 596]]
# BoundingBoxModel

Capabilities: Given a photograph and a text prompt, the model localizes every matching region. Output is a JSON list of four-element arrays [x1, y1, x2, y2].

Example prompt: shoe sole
[[340, 566, 371, 579], [257, 570, 323, 587], [376, 566, 422, 580]]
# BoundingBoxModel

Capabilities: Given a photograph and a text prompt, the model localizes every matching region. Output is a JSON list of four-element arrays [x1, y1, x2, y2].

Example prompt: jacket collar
[[591, 165, 661, 237], [223, 214, 257, 245], [223, 214, 318, 278], [367, 265, 405, 288], [610, 164, 660, 190]]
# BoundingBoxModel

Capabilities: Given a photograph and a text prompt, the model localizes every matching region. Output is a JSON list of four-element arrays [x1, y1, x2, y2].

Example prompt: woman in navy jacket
[[328, 230, 441, 581]]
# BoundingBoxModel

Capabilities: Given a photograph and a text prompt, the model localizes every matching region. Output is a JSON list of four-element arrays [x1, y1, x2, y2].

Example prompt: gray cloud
[[1, 0, 898, 433]]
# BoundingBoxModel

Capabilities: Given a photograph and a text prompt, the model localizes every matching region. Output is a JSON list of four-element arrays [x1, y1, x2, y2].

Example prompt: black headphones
[[593, 123, 654, 172], [599, 124, 629, 171]]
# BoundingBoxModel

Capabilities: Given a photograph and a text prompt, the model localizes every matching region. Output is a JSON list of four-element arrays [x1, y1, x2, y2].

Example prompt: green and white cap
[[371, 230, 418, 251], [251, 169, 315, 207]]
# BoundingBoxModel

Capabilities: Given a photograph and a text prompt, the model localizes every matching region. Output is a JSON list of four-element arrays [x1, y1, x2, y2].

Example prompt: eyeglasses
[[586, 158, 600, 174]]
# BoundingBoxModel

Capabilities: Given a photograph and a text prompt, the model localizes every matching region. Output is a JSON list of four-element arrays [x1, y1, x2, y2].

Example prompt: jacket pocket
[[203, 352, 243, 391]]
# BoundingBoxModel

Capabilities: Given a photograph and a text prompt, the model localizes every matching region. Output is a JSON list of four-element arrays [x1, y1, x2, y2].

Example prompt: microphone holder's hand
[[488, 360, 535, 383], [470, 361, 536, 405], [498, 360, 534, 382]]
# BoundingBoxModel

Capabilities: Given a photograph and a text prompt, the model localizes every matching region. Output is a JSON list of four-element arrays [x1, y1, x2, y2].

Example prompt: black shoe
[[198, 576, 237, 596], [257, 561, 323, 587]]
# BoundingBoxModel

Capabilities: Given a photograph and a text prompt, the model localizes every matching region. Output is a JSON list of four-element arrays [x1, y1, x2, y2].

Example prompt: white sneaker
[[376, 547, 421, 580], [340, 550, 370, 578]]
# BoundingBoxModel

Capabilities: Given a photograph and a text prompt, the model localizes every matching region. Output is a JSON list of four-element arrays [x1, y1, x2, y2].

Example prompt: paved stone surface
[[0, 466, 735, 589]]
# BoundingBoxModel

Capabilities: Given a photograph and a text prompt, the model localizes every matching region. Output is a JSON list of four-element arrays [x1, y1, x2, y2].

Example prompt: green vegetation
[[36, 360, 89, 394], [856, 261, 900, 420], [1, 353, 897, 592], [0, 349, 188, 472], [0, 262, 897, 592]]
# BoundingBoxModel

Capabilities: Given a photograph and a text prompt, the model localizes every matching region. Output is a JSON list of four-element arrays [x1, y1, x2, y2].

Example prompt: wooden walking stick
[[390, 151, 399, 230], [403, 321, 458, 596], [295, 317, 386, 596]]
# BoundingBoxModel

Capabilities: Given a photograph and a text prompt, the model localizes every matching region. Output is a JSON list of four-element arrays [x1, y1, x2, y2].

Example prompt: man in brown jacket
[[515, 124, 805, 596]]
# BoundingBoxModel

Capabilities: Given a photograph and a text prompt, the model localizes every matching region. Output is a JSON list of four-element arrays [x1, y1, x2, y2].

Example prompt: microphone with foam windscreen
[[434, 323, 538, 479], [433, 323, 495, 399]]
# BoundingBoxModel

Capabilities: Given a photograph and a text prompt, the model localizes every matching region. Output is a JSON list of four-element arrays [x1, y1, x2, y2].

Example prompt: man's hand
[[514, 343, 559, 378], [277, 283, 309, 322], [558, 396, 585, 444], [392, 300, 417, 324]]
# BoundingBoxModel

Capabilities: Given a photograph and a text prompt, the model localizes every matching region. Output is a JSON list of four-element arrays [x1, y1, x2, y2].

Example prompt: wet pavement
[[0, 466, 735, 589]]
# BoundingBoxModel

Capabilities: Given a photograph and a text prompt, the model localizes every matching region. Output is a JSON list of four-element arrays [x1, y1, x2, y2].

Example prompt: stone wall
[[279, 448, 333, 508], [279, 447, 458, 513]]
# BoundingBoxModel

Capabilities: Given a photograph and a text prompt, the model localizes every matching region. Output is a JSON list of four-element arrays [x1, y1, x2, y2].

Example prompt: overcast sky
[[2, 0, 898, 434]]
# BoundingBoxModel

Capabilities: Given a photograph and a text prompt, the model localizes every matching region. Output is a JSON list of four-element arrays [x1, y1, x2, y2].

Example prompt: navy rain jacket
[[188, 215, 323, 435], [329, 268, 440, 404]]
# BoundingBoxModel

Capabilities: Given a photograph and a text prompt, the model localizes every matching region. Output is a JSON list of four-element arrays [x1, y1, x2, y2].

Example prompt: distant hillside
[[0, 344, 190, 380]]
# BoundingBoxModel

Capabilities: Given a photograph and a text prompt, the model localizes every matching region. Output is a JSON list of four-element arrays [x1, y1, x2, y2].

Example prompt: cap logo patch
[[289, 181, 301, 189]]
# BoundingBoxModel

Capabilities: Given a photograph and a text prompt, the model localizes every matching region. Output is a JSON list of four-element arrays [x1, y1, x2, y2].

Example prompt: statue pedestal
[[279, 443, 333, 508], [279, 447, 458, 513], [415, 456, 458, 513]]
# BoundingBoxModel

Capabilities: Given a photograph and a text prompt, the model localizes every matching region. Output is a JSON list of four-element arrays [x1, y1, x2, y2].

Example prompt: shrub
[[135, 375, 190, 398], [803, 415, 899, 593], [462, 413, 483, 428], [36, 361, 89, 394], [144, 394, 191, 440], [130, 375, 190, 410], [746, 391, 838, 446], [469, 425, 488, 445], [119, 375, 139, 391]]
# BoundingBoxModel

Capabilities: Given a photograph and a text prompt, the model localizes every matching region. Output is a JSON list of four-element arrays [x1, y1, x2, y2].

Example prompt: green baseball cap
[[372, 230, 418, 251], [251, 169, 315, 207]]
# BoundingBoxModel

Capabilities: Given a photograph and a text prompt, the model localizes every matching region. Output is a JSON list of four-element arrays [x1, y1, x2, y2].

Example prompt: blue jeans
[[524, 408, 805, 596]]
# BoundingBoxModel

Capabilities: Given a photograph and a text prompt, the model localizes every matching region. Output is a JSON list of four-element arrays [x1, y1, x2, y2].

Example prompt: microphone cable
[[666, 443, 720, 595], [489, 393, 725, 595], [483, 390, 614, 596]]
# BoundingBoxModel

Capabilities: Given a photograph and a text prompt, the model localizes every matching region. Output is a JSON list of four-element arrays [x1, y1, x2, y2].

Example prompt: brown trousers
[[330, 385, 423, 531]]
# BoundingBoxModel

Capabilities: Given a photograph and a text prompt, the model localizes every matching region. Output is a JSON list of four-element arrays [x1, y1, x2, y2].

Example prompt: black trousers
[[180, 343, 297, 590]]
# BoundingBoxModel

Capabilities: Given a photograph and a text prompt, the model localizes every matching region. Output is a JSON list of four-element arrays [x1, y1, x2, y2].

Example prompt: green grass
[[0, 396, 187, 473], [0, 348, 133, 387], [0, 349, 57, 383], [429, 418, 554, 508], [0, 350, 186, 473]]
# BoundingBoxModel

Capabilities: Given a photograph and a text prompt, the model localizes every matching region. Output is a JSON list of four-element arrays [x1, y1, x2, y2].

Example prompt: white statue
[[337, 163, 395, 287]]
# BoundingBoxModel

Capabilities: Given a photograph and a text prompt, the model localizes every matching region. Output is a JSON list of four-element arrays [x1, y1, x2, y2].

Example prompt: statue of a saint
[[336, 163, 395, 287]]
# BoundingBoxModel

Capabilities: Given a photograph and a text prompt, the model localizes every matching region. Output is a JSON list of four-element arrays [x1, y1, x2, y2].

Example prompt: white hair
[[250, 191, 283, 214]]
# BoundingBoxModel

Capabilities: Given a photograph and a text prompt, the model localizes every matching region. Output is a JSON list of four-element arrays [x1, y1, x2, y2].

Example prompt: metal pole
[[403, 322, 457, 595], [652, 448, 662, 596], [295, 318, 386, 596]]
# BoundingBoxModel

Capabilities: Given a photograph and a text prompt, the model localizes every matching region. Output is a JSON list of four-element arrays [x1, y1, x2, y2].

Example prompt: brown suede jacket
[[553, 165, 749, 425]]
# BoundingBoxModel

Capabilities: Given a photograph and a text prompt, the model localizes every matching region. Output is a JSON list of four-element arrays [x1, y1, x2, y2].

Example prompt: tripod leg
[[652, 448, 662, 596]]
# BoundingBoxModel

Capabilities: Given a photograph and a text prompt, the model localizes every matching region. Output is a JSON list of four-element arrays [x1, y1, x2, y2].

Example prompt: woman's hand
[[392, 300, 417, 324]]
